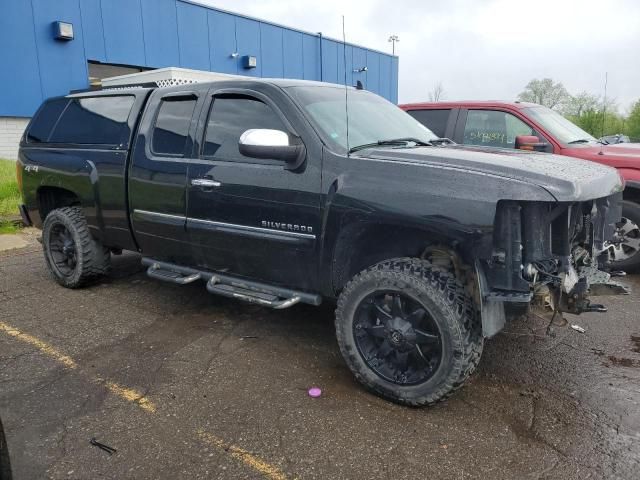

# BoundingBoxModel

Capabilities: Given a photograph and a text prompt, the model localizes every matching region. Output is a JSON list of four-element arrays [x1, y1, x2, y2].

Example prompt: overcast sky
[[197, 0, 640, 112]]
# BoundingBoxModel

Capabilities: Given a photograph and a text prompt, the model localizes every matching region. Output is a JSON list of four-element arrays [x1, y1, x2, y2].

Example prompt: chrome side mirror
[[239, 129, 289, 147], [239, 129, 306, 169]]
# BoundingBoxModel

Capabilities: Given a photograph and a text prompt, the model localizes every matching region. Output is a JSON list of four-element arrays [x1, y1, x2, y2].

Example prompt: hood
[[561, 143, 640, 169], [359, 145, 623, 202]]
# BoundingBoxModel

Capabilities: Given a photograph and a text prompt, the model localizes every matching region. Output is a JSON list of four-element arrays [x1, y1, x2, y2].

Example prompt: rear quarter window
[[151, 97, 198, 157], [26, 98, 69, 143], [48, 96, 135, 146], [406, 109, 451, 138]]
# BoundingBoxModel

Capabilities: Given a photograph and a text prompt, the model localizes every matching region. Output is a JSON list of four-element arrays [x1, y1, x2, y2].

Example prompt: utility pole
[[601, 72, 608, 138], [388, 35, 399, 55]]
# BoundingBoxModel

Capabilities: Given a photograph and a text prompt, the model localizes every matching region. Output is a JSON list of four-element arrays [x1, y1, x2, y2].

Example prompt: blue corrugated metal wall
[[0, 0, 398, 117]]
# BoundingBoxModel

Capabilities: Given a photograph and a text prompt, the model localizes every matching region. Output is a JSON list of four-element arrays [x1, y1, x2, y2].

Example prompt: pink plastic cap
[[308, 387, 322, 398]]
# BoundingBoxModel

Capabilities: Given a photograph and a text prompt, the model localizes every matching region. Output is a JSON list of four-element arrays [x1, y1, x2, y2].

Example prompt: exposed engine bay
[[477, 191, 629, 337]]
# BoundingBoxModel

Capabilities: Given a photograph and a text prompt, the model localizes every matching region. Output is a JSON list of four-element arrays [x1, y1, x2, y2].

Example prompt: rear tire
[[608, 200, 640, 273], [335, 257, 483, 406], [42, 207, 111, 288]]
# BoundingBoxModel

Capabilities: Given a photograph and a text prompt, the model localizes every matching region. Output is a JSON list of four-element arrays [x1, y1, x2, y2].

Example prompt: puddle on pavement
[[606, 355, 640, 368], [591, 335, 640, 367]]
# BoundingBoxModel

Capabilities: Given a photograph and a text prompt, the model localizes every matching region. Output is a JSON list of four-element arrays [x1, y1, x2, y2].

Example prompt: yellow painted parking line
[[0, 321, 77, 369], [1, 320, 292, 479], [0, 321, 157, 412], [197, 430, 289, 480], [104, 381, 157, 413]]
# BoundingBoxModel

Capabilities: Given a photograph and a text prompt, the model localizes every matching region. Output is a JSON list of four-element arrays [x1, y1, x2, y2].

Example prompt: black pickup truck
[[17, 79, 627, 406]]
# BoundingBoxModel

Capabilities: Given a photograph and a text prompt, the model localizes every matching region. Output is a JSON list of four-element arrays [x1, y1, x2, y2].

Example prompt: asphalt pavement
[[1, 231, 639, 479]]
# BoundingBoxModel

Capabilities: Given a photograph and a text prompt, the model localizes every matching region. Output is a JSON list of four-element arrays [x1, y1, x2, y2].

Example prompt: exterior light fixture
[[54, 21, 74, 41], [230, 52, 239, 58], [242, 55, 257, 69], [353, 66, 368, 73]]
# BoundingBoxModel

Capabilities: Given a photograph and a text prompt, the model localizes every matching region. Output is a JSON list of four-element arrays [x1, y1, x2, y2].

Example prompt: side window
[[27, 98, 69, 143], [406, 109, 450, 138], [151, 97, 197, 156], [505, 114, 535, 142], [463, 110, 534, 148], [203, 95, 287, 161], [49, 96, 135, 145]]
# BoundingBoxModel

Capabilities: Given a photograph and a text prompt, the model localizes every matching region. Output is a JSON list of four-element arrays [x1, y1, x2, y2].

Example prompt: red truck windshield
[[523, 106, 597, 145]]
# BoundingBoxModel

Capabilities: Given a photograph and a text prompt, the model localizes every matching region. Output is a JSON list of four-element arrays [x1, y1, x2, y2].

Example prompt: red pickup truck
[[400, 101, 640, 271]]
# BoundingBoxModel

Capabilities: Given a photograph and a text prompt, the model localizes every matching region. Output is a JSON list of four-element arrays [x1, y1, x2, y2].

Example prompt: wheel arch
[[329, 220, 478, 296], [36, 186, 82, 223], [32, 172, 101, 240]]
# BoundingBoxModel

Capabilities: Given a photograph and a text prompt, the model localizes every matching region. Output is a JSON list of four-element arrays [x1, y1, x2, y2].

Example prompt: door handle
[[191, 178, 222, 188]]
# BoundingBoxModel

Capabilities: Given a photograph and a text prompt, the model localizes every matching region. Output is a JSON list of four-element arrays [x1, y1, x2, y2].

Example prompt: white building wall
[[0, 117, 29, 160]]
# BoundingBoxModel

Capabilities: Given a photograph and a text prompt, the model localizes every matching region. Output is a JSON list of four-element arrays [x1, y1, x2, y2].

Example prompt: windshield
[[523, 106, 597, 145], [285, 86, 438, 153]]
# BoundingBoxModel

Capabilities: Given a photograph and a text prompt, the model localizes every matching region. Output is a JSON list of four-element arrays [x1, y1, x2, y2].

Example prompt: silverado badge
[[261, 221, 313, 234]]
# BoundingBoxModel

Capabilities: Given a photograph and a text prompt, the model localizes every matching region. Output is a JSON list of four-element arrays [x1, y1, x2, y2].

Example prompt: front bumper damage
[[477, 192, 629, 337]]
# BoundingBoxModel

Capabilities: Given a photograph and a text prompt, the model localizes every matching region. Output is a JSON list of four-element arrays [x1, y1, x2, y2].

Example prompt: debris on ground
[[519, 389, 541, 399], [89, 438, 117, 455], [308, 387, 322, 398], [571, 325, 586, 334]]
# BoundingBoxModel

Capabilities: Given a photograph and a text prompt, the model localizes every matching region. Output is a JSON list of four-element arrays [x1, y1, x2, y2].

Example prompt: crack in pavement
[[530, 459, 559, 480], [0, 319, 295, 480], [458, 392, 604, 477]]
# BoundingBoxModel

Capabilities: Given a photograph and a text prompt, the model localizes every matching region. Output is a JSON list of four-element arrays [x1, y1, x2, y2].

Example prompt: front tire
[[335, 258, 483, 406], [42, 207, 111, 288], [608, 200, 640, 273]]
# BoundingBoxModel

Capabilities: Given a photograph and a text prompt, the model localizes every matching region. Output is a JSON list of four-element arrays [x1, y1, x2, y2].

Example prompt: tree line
[[517, 78, 640, 141]]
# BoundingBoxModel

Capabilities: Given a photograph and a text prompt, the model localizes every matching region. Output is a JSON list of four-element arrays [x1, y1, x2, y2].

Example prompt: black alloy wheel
[[353, 291, 442, 385], [42, 207, 111, 288], [47, 223, 78, 277], [335, 258, 483, 406]]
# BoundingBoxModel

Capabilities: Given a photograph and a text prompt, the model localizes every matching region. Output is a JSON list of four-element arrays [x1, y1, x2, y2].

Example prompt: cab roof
[[69, 78, 355, 98], [400, 100, 540, 110]]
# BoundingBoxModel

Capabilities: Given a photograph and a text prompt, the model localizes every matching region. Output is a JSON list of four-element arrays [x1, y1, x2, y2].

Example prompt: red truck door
[[453, 108, 553, 153]]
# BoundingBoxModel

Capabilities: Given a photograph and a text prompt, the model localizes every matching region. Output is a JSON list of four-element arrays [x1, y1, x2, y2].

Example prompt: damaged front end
[[477, 192, 629, 337]]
